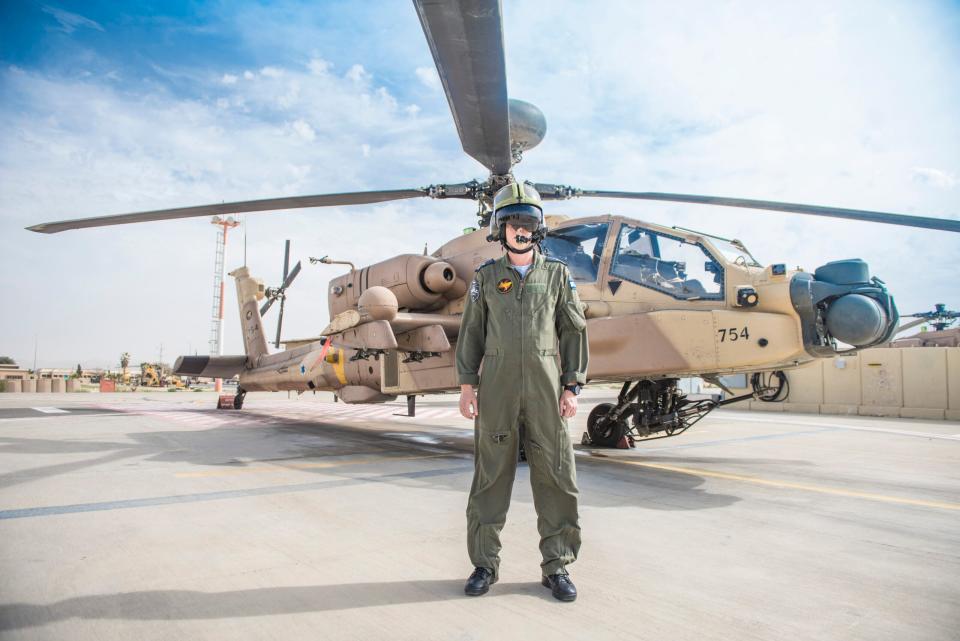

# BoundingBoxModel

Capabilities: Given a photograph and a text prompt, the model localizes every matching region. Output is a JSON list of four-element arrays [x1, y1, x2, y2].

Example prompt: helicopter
[[26, 0, 960, 447]]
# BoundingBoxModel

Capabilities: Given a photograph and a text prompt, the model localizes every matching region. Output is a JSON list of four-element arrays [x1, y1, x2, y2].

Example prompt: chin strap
[[502, 228, 546, 254], [506, 242, 536, 255]]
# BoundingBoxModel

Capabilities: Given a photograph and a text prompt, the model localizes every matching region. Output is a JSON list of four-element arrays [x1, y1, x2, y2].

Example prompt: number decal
[[718, 326, 750, 342]]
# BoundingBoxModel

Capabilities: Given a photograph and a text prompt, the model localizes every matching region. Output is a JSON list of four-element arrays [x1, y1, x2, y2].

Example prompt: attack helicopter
[[27, 0, 960, 447]]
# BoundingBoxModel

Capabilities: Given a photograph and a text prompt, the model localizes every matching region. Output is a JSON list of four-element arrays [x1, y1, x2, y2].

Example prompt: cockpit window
[[541, 223, 609, 282], [611, 224, 724, 300]]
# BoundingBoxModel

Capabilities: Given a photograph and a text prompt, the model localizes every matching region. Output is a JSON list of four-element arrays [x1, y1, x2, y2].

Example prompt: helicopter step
[[582, 379, 761, 447]]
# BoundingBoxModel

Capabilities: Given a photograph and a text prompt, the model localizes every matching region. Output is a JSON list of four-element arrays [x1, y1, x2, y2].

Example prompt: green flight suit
[[456, 250, 589, 581]]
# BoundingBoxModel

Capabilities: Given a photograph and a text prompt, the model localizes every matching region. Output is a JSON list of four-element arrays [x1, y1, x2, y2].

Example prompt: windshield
[[672, 227, 761, 266], [710, 238, 762, 267]]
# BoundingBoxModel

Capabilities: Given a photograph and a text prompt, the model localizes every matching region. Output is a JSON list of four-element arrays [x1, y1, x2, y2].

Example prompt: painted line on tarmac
[[0, 463, 471, 521], [0, 413, 121, 424], [720, 413, 960, 441], [618, 460, 960, 511], [637, 427, 836, 452], [174, 452, 457, 478]]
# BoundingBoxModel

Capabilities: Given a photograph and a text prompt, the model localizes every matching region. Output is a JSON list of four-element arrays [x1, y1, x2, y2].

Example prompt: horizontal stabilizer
[[173, 355, 248, 378]]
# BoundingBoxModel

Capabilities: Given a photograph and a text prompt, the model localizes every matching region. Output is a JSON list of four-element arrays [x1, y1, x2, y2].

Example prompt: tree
[[0, 356, 14, 365], [76, 363, 83, 378]]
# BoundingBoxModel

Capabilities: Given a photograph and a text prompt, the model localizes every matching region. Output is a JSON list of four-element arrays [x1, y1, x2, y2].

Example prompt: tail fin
[[230, 266, 269, 362]]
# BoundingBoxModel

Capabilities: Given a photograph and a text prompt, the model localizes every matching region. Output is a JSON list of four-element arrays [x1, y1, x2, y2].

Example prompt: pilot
[[456, 181, 589, 602]]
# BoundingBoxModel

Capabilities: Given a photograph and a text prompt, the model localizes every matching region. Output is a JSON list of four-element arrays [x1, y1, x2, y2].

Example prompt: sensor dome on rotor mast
[[508, 99, 546, 165]]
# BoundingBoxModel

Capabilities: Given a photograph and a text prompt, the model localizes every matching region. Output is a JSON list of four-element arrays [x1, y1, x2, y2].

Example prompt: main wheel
[[587, 403, 627, 447]]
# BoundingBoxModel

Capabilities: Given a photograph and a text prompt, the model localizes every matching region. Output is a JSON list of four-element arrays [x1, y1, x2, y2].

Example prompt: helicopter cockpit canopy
[[541, 222, 609, 282], [610, 224, 724, 301]]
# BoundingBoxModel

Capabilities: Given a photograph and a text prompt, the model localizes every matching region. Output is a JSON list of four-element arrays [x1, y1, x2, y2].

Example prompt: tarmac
[[0, 389, 957, 640]]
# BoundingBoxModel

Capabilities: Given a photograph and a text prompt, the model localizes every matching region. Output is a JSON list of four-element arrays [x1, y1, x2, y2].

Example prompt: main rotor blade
[[534, 185, 960, 233], [414, 0, 512, 174], [27, 189, 429, 234]]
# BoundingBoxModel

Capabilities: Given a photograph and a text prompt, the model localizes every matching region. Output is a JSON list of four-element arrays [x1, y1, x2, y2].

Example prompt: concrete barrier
[[4, 379, 22, 393], [22, 379, 36, 393], [725, 346, 960, 420], [37, 379, 52, 393], [52, 378, 66, 393], [66, 379, 79, 393]]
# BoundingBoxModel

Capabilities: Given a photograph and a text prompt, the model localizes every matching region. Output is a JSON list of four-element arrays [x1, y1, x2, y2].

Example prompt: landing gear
[[234, 388, 246, 409], [586, 403, 627, 447], [583, 379, 754, 447]]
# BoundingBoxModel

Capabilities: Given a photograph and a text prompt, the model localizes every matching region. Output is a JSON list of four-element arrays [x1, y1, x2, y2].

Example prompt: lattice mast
[[209, 216, 240, 393]]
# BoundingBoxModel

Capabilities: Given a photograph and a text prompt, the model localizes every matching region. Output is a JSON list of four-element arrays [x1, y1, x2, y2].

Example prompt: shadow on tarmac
[[0, 413, 744, 512], [0, 580, 564, 630]]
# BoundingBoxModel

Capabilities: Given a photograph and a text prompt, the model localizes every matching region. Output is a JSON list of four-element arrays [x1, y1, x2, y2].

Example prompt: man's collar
[[500, 248, 543, 271]]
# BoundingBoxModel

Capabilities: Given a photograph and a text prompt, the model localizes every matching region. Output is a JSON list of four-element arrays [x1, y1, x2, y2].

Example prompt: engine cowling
[[328, 254, 459, 317]]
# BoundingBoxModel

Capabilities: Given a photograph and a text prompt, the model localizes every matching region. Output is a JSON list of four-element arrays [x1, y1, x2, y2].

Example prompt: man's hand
[[459, 384, 478, 420], [559, 389, 578, 418]]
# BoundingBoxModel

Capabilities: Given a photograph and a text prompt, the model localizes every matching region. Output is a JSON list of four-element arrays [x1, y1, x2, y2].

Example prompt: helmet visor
[[496, 203, 541, 232]]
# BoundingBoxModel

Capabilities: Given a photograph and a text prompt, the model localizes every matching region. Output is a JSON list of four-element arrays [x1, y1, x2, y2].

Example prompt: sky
[[1, 0, 958, 370]]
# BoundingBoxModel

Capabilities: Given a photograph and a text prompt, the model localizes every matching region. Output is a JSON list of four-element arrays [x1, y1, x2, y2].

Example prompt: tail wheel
[[587, 403, 627, 447]]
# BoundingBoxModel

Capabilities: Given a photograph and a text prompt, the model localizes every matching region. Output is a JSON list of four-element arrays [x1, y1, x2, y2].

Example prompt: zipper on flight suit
[[512, 258, 562, 473]]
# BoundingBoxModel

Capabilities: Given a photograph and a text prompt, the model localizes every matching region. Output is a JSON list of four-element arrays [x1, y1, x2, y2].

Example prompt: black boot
[[541, 573, 577, 602], [464, 567, 496, 596]]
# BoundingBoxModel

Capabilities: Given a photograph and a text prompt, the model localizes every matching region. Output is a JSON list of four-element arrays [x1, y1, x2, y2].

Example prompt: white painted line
[[31, 407, 70, 414], [725, 414, 960, 441], [0, 413, 118, 423]]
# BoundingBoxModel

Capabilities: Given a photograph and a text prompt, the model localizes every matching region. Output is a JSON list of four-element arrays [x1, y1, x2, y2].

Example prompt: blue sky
[[1, 1, 959, 369]]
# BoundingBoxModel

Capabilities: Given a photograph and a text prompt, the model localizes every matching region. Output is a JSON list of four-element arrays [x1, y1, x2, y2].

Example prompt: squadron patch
[[470, 279, 480, 302], [496, 278, 514, 294]]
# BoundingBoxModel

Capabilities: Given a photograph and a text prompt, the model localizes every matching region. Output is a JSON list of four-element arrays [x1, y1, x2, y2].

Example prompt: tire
[[587, 403, 627, 447]]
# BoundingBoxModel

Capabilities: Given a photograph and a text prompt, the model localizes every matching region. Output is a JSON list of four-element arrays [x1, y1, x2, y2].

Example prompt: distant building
[[0, 363, 31, 381]]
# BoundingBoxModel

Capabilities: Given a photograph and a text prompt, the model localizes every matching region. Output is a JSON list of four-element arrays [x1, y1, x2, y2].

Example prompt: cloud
[[912, 168, 956, 189], [41, 5, 105, 34], [0, 56, 464, 367], [308, 58, 331, 75], [221, 73, 238, 85], [415, 65, 440, 90], [2, 0, 958, 368], [291, 119, 315, 141], [345, 64, 370, 85]]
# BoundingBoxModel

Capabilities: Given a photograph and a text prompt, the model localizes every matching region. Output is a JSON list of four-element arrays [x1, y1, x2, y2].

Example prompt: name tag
[[525, 282, 548, 293]]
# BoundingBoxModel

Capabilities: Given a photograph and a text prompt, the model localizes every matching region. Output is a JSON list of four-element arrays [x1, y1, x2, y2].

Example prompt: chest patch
[[525, 282, 548, 293], [496, 278, 514, 294]]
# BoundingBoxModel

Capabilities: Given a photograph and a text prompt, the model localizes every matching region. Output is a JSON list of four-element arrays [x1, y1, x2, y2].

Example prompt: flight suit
[[456, 250, 589, 581]]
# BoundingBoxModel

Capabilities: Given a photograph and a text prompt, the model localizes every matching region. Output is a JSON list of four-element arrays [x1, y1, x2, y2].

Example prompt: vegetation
[[0, 356, 15, 365]]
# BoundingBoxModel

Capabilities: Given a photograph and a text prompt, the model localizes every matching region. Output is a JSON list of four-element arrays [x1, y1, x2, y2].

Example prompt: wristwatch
[[563, 383, 582, 396]]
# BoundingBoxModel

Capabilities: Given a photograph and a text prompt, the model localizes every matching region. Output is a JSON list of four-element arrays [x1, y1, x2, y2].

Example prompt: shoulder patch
[[469, 279, 481, 302], [475, 258, 496, 272]]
